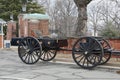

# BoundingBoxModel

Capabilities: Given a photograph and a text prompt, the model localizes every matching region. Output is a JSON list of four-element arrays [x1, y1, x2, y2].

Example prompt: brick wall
[[38, 20, 49, 36], [66, 38, 120, 50], [59, 38, 120, 54], [58, 38, 77, 54], [18, 14, 26, 37], [6, 21, 16, 40], [109, 39, 120, 50], [28, 22, 39, 36]]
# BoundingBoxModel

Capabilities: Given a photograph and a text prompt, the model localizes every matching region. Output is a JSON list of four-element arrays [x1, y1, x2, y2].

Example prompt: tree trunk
[[76, 6, 87, 36], [74, 0, 92, 36]]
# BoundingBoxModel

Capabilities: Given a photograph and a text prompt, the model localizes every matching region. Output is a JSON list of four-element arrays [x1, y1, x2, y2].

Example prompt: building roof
[[23, 13, 49, 20], [0, 18, 6, 26], [0, 18, 6, 24]]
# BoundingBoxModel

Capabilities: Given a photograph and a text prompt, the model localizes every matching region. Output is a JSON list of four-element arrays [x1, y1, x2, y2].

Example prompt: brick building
[[6, 21, 16, 40], [0, 34, 3, 48], [0, 25, 3, 48], [18, 13, 49, 37]]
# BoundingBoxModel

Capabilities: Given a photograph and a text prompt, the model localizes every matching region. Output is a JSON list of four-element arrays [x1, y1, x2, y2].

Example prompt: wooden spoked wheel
[[18, 37, 42, 64], [40, 49, 57, 61], [72, 37, 103, 69], [99, 39, 112, 65]]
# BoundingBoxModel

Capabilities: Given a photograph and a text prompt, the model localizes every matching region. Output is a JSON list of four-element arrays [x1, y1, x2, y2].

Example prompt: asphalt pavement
[[0, 48, 120, 80]]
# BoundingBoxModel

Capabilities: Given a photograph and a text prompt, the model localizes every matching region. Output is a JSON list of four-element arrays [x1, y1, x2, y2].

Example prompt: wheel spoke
[[75, 54, 83, 59], [28, 54, 31, 63], [74, 41, 83, 50], [99, 39, 111, 65], [80, 43, 86, 51], [88, 41, 97, 51], [43, 53, 46, 60], [21, 52, 27, 57], [48, 51, 52, 58], [82, 57, 86, 66], [78, 56, 85, 63], [27, 38, 31, 46], [41, 51, 45, 56], [86, 59, 89, 67], [24, 53, 29, 62], [21, 43, 27, 49], [101, 41, 105, 46], [31, 54, 34, 62], [40, 50, 57, 61], [88, 55, 94, 62], [87, 38, 93, 50], [74, 48, 84, 53], [32, 53, 37, 61], [103, 56, 107, 59], [93, 56, 97, 64], [33, 41, 38, 48], [47, 53, 49, 60], [48, 50, 55, 54]]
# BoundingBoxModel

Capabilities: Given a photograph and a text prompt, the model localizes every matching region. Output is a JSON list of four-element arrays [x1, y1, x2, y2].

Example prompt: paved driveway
[[0, 49, 120, 80]]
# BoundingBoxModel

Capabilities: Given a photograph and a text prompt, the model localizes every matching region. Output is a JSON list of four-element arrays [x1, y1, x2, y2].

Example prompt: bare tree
[[88, 2, 102, 36], [88, 0, 111, 36], [37, 0, 51, 13], [110, 0, 120, 29], [38, 0, 77, 37], [88, 0, 120, 37], [98, 0, 120, 30], [53, 0, 77, 37]]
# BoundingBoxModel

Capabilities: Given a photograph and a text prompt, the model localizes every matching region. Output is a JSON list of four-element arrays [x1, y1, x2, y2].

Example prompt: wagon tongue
[[104, 48, 113, 53], [111, 50, 120, 54]]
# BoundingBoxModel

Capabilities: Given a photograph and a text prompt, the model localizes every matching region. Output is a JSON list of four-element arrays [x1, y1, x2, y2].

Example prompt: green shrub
[[100, 22, 120, 38]]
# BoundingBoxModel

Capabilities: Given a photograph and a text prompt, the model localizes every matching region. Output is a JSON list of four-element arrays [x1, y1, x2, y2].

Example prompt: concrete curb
[[51, 59, 120, 70]]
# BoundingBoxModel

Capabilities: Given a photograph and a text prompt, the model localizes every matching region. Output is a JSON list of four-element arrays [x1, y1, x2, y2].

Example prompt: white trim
[[0, 33, 4, 35], [0, 20, 6, 48]]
